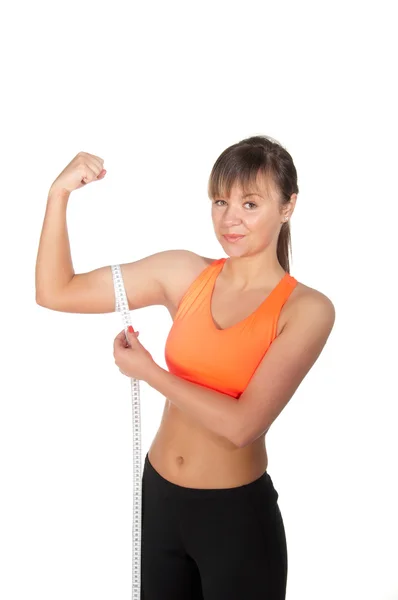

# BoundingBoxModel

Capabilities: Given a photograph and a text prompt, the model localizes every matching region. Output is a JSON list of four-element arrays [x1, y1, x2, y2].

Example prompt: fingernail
[[128, 325, 134, 333]]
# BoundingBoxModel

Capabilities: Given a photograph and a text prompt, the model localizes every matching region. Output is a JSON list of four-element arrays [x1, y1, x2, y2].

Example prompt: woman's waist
[[149, 401, 268, 488]]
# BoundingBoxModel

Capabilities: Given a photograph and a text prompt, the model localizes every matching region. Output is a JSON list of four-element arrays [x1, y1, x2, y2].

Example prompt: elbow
[[231, 403, 258, 449], [233, 422, 251, 449], [226, 422, 246, 449], [235, 423, 271, 449], [36, 294, 52, 308], [235, 433, 250, 449]]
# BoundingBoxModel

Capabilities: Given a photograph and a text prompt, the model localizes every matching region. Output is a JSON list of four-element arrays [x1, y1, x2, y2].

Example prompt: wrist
[[145, 362, 164, 387], [48, 186, 71, 202]]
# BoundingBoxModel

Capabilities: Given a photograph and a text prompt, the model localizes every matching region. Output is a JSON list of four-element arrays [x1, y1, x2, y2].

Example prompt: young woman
[[36, 135, 335, 599]]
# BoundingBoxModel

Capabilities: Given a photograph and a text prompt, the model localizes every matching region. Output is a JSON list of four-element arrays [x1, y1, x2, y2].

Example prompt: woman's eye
[[214, 200, 256, 209]]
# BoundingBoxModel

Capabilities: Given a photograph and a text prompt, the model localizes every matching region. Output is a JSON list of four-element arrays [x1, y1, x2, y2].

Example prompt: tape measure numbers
[[111, 264, 142, 599]]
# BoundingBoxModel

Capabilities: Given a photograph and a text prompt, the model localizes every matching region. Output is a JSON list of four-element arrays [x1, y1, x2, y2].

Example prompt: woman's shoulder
[[283, 277, 335, 334], [290, 276, 334, 311]]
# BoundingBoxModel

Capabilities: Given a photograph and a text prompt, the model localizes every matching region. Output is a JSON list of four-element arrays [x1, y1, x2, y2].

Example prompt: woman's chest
[[209, 286, 290, 335]]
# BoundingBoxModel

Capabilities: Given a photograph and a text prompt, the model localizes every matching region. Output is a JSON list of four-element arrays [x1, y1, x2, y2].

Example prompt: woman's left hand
[[113, 327, 156, 382]]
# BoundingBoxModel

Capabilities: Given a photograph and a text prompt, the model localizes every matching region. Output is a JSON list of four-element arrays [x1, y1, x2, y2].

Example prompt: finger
[[114, 330, 128, 346], [127, 329, 140, 342], [114, 334, 126, 352]]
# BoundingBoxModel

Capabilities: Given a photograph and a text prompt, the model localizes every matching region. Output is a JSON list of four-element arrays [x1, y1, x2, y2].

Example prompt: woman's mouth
[[223, 235, 245, 243]]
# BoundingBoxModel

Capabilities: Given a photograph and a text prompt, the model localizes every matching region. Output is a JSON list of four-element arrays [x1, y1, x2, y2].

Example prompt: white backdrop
[[1, 1, 397, 598]]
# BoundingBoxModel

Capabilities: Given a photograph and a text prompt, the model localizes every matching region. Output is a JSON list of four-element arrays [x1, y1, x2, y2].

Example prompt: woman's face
[[211, 176, 288, 256]]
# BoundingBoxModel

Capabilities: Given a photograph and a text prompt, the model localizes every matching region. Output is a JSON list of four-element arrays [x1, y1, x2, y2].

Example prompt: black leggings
[[140, 452, 288, 599]]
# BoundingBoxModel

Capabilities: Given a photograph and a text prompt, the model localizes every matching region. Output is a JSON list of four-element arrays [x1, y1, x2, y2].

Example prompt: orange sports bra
[[164, 258, 298, 399]]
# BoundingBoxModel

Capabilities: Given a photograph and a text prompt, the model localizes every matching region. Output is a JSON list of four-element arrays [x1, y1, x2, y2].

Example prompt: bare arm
[[146, 365, 241, 447], [35, 188, 74, 302], [35, 187, 197, 314]]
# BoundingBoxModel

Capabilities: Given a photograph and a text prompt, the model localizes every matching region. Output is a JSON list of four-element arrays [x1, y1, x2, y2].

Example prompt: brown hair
[[207, 135, 299, 273]]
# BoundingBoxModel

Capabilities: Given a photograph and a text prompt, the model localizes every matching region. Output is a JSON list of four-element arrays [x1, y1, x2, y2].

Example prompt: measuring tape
[[111, 264, 142, 599]]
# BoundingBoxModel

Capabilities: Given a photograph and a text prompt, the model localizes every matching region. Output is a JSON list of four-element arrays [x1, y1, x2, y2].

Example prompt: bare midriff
[[148, 400, 269, 489]]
